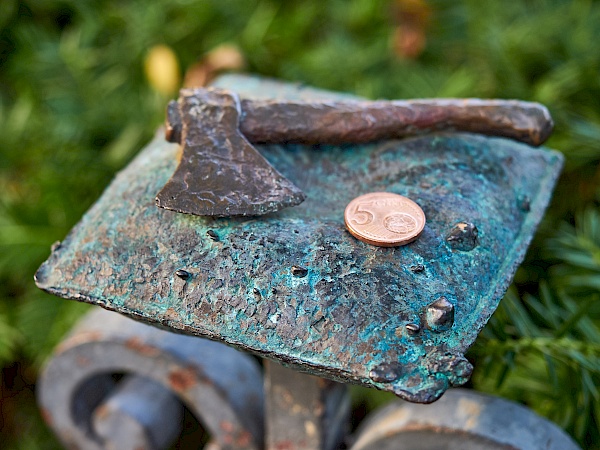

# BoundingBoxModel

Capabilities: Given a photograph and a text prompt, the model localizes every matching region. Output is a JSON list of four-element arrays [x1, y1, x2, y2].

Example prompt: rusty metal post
[[264, 360, 350, 450]]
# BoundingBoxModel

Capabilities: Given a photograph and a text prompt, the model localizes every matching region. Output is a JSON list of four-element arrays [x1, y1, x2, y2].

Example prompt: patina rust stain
[[273, 441, 298, 450], [168, 366, 198, 392], [55, 331, 103, 354], [75, 356, 91, 367], [35, 75, 563, 404], [220, 420, 235, 433], [41, 408, 54, 426], [235, 431, 253, 447], [124, 337, 161, 357], [93, 403, 110, 421]]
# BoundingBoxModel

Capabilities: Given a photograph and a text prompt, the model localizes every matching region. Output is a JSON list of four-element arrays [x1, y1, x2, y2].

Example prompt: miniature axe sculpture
[[157, 87, 554, 217]]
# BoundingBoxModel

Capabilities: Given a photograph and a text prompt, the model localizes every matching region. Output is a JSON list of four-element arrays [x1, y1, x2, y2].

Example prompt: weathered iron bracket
[[351, 389, 580, 449], [159, 85, 553, 217], [35, 75, 563, 404], [38, 308, 264, 450]]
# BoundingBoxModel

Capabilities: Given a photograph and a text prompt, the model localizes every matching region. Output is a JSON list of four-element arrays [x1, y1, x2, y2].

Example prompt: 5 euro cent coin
[[344, 192, 426, 247]]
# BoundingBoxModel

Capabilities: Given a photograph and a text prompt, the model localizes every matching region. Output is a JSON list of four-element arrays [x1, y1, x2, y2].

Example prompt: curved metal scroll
[[350, 388, 580, 450], [38, 308, 264, 450]]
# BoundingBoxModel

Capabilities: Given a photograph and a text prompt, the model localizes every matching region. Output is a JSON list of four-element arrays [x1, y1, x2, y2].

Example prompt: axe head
[[156, 88, 305, 217]]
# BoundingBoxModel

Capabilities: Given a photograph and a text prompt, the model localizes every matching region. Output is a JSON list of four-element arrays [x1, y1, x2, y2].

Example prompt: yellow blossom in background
[[144, 45, 181, 95]]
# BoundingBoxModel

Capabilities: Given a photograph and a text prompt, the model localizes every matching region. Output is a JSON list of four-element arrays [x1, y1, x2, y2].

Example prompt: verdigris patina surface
[[35, 75, 563, 403]]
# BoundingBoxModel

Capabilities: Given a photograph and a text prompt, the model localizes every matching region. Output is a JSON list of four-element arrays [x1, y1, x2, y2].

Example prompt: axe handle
[[240, 98, 553, 147], [166, 94, 553, 147]]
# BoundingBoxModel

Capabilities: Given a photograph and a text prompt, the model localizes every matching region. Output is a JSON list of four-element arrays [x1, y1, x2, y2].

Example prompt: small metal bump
[[518, 194, 531, 212], [252, 288, 261, 299], [206, 230, 220, 242], [164, 124, 174, 142], [369, 362, 402, 383], [33, 268, 47, 285], [50, 241, 62, 252], [453, 359, 472, 379], [175, 269, 191, 280], [446, 222, 479, 251], [410, 264, 425, 273], [426, 297, 455, 332], [405, 323, 421, 335], [291, 266, 308, 277]]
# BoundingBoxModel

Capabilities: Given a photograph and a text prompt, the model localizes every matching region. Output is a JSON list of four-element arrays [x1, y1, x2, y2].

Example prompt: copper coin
[[344, 192, 426, 247]]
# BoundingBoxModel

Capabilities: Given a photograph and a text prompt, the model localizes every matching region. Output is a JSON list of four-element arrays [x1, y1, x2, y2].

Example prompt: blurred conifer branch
[[470, 209, 600, 447]]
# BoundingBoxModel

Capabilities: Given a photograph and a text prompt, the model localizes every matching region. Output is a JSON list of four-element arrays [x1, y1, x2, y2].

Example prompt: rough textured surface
[[242, 97, 553, 146], [35, 75, 563, 403], [157, 88, 305, 217]]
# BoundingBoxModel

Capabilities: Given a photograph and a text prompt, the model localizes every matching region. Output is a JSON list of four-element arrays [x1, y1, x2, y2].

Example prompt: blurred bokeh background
[[1, 0, 599, 448]]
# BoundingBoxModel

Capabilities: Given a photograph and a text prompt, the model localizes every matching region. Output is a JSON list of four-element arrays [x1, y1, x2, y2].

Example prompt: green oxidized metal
[[35, 75, 563, 403]]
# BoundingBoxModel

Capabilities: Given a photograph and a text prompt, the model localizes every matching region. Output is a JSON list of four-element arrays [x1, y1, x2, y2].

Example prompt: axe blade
[[156, 88, 305, 217]]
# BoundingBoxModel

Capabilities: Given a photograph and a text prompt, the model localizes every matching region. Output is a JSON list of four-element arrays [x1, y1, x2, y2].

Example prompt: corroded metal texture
[[241, 97, 553, 146], [38, 308, 264, 450], [351, 389, 580, 449], [157, 89, 305, 217], [264, 361, 349, 450], [35, 75, 563, 404]]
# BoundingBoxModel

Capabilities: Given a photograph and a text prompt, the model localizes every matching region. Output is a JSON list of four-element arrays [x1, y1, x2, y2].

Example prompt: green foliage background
[[1, 0, 599, 448]]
